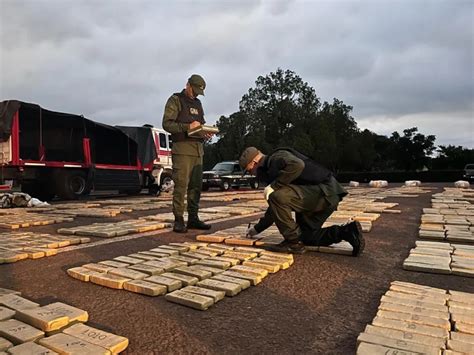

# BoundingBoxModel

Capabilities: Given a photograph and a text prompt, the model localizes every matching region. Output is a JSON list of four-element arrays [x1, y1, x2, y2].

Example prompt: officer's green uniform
[[162, 90, 205, 219], [253, 149, 348, 245]]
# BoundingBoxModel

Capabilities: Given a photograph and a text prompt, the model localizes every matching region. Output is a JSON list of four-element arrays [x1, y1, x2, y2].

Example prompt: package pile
[[92, 198, 171, 211], [196, 222, 355, 255], [58, 219, 172, 238], [200, 206, 262, 215], [67, 242, 293, 311], [45, 207, 125, 218], [323, 186, 433, 233], [403, 241, 474, 277], [200, 191, 263, 202], [0, 287, 128, 354], [141, 212, 230, 223], [454, 180, 470, 188], [419, 188, 474, 243], [196, 223, 283, 245], [356, 281, 474, 354], [0, 211, 73, 230], [369, 180, 388, 188], [0, 232, 90, 264]]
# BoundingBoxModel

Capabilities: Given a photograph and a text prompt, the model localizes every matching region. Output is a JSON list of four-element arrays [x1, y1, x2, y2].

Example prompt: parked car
[[463, 164, 474, 182], [202, 161, 259, 191]]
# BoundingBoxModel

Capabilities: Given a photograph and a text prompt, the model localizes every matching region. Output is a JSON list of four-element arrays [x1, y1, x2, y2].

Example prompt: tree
[[389, 127, 436, 171], [214, 112, 250, 161], [203, 69, 467, 174], [372, 134, 395, 171], [207, 69, 365, 172], [351, 129, 378, 171], [239, 68, 321, 152], [310, 99, 360, 171], [432, 145, 474, 169]]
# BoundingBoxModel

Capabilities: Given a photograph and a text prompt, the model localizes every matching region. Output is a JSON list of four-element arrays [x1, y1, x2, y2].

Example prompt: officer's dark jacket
[[257, 148, 332, 187], [170, 91, 205, 143], [162, 89, 205, 156], [253, 148, 347, 234]]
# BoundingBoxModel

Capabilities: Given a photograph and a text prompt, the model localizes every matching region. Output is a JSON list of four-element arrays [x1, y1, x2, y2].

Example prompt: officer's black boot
[[341, 221, 365, 256], [187, 215, 212, 230], [266, 240, 306, 254], [173, 216, 188, 233]]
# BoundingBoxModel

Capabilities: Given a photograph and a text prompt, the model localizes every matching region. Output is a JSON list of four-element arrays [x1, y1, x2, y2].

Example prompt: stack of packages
[[67, 242, 293, 311], [356, 281, 474, 354], [0, 287, 128, 354]]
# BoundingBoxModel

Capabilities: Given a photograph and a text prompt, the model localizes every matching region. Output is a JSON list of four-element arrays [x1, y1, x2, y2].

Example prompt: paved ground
[[1, 185, 473, 354]]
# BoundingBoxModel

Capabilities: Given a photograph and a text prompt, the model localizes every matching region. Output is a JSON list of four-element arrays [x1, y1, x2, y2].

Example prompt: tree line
[[204, 69, 473, 172]]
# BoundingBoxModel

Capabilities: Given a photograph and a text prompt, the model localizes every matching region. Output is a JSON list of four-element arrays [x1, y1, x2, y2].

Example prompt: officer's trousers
[[171, 154, 203, 218], [267, 184, 344, 245]]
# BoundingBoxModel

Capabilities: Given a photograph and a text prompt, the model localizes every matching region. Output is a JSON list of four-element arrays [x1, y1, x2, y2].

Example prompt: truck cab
[[149, 127, 173, 193]]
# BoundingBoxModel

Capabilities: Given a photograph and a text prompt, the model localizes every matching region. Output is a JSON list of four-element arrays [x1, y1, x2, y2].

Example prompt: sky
[[1, 0, 473, 148]]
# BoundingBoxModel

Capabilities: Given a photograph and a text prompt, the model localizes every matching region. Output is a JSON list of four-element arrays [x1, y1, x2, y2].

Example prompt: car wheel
[[220, 181, 230, 191], [202, 184, 209, 191], [250, 180, 259, 189], [233, 185, 240, 190]]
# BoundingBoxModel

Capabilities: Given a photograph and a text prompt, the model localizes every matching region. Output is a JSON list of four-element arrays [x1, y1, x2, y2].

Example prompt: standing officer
[[162, 74, 214, 233], [239, 147, 365, 255]]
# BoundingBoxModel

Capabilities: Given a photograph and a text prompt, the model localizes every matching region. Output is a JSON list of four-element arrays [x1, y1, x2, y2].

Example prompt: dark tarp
[[0, 100, 21, 141], [116, 126, 157, 166], [0, 100, 138, 165]]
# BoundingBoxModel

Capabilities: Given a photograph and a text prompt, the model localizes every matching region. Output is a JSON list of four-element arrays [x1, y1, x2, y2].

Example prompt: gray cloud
[[1, 0, 472, 147]]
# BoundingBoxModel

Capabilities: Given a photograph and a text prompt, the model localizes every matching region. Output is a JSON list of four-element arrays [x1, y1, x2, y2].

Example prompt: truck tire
[[159, 172, 174, 192], [56, 171, 88, 200], [21, 182, 56, 201]]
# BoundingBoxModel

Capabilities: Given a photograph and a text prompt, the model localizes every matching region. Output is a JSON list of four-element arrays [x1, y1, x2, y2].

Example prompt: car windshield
[[465, 164, 474, 169], [212, 163, 234, 172]]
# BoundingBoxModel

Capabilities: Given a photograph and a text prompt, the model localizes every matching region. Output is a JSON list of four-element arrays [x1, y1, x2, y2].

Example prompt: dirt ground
[[1, 185, 473, 354]]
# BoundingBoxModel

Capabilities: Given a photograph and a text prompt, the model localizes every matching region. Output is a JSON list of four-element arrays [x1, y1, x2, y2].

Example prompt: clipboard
[[187, 125, 219, 138]]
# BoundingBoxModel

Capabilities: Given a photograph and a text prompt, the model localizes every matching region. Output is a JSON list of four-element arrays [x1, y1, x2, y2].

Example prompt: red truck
[[0, 100, 172, 200]]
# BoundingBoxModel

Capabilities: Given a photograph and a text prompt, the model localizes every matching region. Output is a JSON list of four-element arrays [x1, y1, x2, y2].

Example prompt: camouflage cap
[[239, 147, 260, 169], [188, 74, 206, 96]]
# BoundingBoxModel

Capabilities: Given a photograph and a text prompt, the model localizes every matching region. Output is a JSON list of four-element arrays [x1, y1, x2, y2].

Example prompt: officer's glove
[[263, 185, 274, 201], [245, 227, 258, 239]]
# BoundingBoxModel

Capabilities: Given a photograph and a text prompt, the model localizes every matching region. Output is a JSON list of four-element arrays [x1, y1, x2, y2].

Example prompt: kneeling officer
[[239, 147, 365, 255]]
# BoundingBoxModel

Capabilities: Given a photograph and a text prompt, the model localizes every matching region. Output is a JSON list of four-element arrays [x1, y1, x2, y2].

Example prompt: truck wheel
[[21, 182, 56, 201], [56, 171, 88, 200], [250, 180, 259, 189], [160, 173, 174, 192], [220, 181, 230, 191]]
